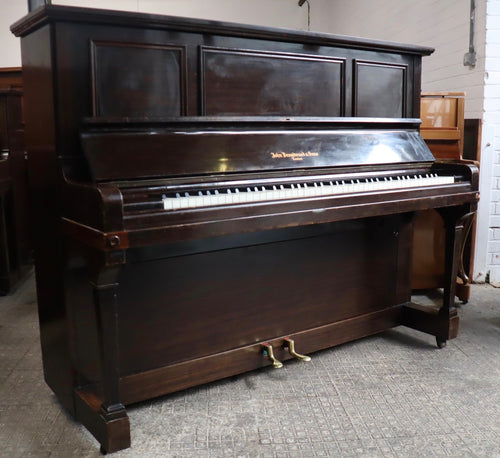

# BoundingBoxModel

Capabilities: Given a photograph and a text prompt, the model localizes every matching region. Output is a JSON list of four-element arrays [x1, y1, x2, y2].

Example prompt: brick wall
[[326, 0, 486, 118], [485, 0, 500, 283]]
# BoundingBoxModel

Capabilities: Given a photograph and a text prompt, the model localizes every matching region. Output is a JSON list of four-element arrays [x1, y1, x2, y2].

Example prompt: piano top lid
[[79, 117, 435, 183], [11, 4, 434, 56], [83, 116, 424, 129]]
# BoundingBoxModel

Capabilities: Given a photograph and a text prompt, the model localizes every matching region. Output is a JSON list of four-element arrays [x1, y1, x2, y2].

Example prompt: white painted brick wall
[[484, 0, 500, 284], [327, 0, 486, 118]]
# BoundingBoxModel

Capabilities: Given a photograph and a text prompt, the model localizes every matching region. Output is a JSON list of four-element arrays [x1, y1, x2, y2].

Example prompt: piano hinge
[[61, 217, 129, 251]]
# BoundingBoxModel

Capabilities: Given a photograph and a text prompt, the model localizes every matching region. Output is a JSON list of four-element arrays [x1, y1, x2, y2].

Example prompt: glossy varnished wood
[[0, 67, 23, 90], [12, 5, 432, 182], [118, 305, 403, 404], [19, 24, 75, 412], [80, 118, 433, 181], [11, 5, 477, 454], [67, 217, 409, 380], [420, 92, 465, 160]]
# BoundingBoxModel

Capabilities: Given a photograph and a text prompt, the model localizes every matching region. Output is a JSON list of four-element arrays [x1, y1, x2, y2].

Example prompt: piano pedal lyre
[[262, 343, 283, 369], [284, 337, 311, 362]]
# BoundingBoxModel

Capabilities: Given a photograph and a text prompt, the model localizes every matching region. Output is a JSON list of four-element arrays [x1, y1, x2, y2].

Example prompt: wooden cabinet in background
[[420, 91, 465, 160], [0, 71, 31, 294], [0, 67, 23, 91]]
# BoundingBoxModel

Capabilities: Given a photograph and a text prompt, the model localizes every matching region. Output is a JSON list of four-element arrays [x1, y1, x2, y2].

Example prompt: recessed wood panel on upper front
[[91, 41, 187, 118], [201, 47, 345, 116], [354, 60, 408, 118]]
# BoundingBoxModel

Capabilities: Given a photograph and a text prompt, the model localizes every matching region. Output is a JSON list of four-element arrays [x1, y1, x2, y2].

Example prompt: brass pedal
[[284, 337, 311, 362], [262, 343, 283, 368]]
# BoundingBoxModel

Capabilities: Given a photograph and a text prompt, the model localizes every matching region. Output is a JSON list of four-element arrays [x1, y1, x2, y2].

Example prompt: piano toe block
[[74, 389, 131, 454], [401, 302, 459, 345]]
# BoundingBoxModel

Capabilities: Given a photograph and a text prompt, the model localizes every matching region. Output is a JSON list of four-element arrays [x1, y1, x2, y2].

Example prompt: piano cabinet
[[11, 5, 479, 453]]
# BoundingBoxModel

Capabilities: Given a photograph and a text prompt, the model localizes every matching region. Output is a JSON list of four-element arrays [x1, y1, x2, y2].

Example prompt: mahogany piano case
[[11, 6, 478, 453]]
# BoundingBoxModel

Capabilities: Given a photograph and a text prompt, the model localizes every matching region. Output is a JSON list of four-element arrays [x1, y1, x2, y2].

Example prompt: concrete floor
[[0, 272, 499, 457]]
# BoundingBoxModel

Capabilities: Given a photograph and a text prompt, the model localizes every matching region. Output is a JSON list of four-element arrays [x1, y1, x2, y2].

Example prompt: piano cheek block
[[11, 3, 479, 454]]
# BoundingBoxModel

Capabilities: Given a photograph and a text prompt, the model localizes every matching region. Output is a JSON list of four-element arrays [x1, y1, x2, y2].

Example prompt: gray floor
[[0, 272, 499, 457]]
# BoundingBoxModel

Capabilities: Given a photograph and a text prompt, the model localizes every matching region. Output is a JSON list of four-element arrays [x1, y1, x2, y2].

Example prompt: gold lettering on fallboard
[[269, 151, 319, 161]]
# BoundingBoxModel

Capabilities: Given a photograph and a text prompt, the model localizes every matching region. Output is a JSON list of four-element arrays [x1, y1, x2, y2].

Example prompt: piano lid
[[10, 5, 433, 57], [80, 117, 435, 182]]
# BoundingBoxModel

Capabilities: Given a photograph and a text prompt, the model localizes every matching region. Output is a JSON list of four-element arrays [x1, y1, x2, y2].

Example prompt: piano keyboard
[[161, 173, 455, 210]]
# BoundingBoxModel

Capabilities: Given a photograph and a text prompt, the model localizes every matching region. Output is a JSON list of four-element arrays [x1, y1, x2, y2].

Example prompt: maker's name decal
[[270, 151, 319, 161]]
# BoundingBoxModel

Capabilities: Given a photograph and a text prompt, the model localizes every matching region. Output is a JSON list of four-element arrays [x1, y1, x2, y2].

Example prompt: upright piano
[[12, 5, 478, 453]]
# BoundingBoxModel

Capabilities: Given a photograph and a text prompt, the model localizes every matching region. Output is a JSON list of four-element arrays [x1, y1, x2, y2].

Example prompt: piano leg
[[403, 206, 476, 347], [455, 213, 475, 304], [74, 259, 131, 454], [437, 208, 476, 346]]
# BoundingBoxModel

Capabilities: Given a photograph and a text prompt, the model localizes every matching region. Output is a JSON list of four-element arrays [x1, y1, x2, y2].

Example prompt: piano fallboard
[[82, 117, 434, 182]]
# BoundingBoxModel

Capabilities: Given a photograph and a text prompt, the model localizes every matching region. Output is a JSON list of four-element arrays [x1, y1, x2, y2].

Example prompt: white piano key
[[163, 198, 173, 210]]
